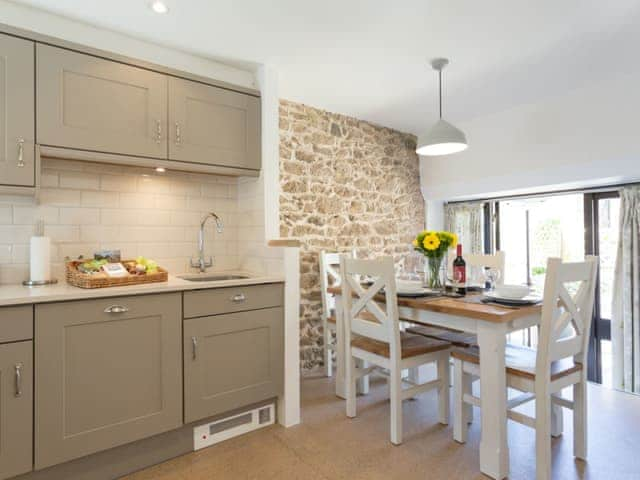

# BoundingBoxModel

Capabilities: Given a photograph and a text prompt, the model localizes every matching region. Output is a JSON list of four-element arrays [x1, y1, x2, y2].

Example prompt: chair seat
[[352, 331, 450, 359], [406, 325, 477, 348], [451, 344, 583, 381]]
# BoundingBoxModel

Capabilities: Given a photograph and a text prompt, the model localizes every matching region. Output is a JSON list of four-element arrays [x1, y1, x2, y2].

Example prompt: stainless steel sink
[[177, 274, 250, 282]]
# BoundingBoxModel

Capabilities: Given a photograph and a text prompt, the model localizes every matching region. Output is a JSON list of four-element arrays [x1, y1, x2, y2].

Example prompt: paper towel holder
[[23, 219, 58, 287], [23, 279, 58, 287]]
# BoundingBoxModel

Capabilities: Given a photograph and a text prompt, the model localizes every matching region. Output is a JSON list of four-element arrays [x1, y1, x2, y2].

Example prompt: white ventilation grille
[[193, 403, 275, 450]]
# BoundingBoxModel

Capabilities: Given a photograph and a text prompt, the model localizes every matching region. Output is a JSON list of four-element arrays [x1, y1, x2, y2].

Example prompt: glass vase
[[424, 254, 447, 291]]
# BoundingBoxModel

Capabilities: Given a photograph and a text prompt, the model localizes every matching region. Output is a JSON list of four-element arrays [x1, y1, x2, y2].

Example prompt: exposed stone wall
[[279, 100, 425, 370]]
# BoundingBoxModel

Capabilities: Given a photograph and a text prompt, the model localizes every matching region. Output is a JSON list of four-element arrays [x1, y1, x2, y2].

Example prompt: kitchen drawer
[[0, 305, 33, 343], [183, 283, 284, 318]]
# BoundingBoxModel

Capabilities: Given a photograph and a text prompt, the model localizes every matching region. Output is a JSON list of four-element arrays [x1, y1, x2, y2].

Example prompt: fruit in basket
[[134, 256, 159, 274], [78, 258, 108, 274]]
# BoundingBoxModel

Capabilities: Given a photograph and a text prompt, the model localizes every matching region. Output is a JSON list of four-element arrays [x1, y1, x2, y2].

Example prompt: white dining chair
[[466, 250, 506, 285], [452, 256, 598, 480], [341, 256, 452, 445], [319, 249, 356, 377]]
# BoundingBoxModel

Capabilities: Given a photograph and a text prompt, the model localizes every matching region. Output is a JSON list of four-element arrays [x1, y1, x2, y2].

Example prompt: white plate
[[483, 291, 542, 305]]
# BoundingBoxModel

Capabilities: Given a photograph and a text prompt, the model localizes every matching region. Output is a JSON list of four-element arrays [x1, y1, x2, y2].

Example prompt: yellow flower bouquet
[[412, 230, 458, 289]]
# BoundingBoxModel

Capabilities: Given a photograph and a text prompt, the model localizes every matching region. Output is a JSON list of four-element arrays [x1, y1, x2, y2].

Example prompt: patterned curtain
[[612, 187, 640, 393], [443, 202, 484, 254]]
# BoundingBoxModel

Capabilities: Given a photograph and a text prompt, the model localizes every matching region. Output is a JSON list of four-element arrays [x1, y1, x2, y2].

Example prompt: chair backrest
[[340, 256, 401, 359], [465, 251, 506, 285], [319, 249, 356, 320], [536, 256, 598, 374]]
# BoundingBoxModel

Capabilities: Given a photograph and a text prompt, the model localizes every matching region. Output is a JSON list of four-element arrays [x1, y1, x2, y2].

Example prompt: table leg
[[477, 322, 510, 480]]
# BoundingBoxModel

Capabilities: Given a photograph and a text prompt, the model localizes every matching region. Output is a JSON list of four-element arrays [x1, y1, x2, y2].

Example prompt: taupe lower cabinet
[[36, 44, 168, 159], [34, 293, 183, 469], [0, 33, 35, 187], [183, 307, 284, 423], [169, 77, 261, 170], [0, 341, 33, 480]]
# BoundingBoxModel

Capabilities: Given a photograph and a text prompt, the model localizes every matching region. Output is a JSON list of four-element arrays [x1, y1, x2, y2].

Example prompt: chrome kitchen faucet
[[190, 212, 224, 272]]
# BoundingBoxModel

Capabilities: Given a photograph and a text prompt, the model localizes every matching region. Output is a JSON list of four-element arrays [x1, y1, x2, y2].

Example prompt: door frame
[[584, 191, 619, 383]]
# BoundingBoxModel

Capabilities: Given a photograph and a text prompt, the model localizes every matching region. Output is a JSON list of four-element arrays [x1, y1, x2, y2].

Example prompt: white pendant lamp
[[416, 58, 468, 156]]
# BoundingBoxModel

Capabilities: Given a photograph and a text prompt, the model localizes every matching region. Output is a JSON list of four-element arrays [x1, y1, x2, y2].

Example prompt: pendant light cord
[[439, 69, 443, 119]]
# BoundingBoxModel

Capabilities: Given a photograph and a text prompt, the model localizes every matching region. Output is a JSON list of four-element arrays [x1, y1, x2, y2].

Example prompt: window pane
[[499, 194, 585, 291], [597, 197, 620, 320]]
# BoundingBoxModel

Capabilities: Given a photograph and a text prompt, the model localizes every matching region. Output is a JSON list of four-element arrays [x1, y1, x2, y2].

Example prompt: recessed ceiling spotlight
[[155, 167, 166, 173], [150, 1, 169, 14]]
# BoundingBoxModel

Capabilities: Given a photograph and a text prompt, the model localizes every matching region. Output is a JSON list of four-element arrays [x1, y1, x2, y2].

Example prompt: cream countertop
[[0, 272, 285, 307]]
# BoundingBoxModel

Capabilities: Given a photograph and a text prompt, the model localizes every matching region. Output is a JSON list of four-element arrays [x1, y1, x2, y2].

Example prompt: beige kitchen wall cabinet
[[36, 44, 168, 159], [183, 307, 284, 423], [0, 341, 33, 480], [169, 77, 261, 171], [34, 293, 183, 469], [0, 34, 35, 187]]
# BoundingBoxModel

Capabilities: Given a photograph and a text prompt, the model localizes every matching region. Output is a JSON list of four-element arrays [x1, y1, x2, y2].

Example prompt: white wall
[[0, 0, 256, 89], [421, 70, 640, 201]]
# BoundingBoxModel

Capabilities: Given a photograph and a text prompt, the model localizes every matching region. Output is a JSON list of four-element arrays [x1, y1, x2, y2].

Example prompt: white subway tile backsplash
[[0, 158, 275, 284], [80, 191, 119, 208], [0, 225, 34, 244], [59, 207, 100, 225], [100, 174, 137, 192], [0, 245, 12, 264], [0, 206, 12, 224], [101, 209, 138, 225], [59, 171, 101, 190], [120, 193, 155, 209], [39, 188, 82, 206], [44, 225, 80, 243], [80, 225, 121, 242]]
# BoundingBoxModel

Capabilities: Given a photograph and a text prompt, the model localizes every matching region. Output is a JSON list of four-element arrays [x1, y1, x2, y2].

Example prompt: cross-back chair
[[341, 256, 452, 445], [452, 256, 598, 480], [319, 249, 356, 377]]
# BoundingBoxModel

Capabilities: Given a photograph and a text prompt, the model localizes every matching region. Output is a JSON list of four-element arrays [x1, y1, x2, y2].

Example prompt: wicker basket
[[66, 260, 168, 289]]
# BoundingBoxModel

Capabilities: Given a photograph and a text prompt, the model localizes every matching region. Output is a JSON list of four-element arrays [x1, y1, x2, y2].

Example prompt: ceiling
[[10, 0, 640, 135]]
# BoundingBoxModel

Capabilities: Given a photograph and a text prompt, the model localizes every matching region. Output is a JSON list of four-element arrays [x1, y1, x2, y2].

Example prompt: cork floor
[[123, 374, 640, 480]]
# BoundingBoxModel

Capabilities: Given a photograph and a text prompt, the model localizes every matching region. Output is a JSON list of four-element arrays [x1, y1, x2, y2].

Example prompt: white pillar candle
[[30, 236, 51, 282]]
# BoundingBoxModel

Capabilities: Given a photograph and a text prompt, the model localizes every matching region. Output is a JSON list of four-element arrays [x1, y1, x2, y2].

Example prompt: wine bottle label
[[454, 265, 466, 284]]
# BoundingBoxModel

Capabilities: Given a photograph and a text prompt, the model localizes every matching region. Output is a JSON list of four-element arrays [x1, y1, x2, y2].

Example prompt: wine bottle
[[453, 244, 467, 295]]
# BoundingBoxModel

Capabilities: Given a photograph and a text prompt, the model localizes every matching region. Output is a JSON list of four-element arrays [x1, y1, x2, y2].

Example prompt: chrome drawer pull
[[104, 305, 129, 314], [15, 363, 23, 398], [155, 119, 162, 144], [192, 336, 198, 360], [17, 138, 25, 168], [231, 293, 246, 303]]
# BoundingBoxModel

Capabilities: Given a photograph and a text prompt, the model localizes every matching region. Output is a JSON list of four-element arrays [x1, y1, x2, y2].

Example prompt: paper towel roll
[[30, 236, 51, 282]]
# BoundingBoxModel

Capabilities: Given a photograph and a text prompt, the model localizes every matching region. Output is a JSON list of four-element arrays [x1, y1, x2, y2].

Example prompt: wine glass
[[484, 267, 501, 291]]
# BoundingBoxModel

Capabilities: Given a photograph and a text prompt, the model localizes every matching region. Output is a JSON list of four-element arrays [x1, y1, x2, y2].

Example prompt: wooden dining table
[[328, 286, 543, 480]]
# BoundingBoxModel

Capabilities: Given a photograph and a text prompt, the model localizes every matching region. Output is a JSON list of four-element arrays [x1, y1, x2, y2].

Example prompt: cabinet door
[[37, 44, 168, 159], [0, 34, 35, 187], [35, 293, 182, 469], [184, 307, 283, 423], [0, 341, 33, 480], [169, 77, 261, 171]]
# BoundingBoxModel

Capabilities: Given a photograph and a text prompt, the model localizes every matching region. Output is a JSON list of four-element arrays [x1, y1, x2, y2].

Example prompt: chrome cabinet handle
[[15, 363, 23, 398], [175, 122, 182, 145], [104, 305, 129, 314], [155, 120, 162, 144], [17, 138, 25, 168], [231, 293, 246, 303], [191, 336, 198, 360]]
